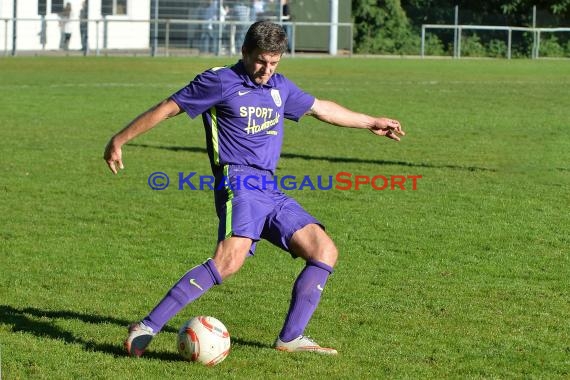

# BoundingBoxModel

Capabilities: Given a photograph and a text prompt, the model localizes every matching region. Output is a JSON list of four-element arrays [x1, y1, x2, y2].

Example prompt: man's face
[[242, 48, 282, 85]]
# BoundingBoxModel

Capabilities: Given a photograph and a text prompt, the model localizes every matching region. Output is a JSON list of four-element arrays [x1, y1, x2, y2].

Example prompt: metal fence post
[[165, 19, 170, 57], [3, 19, 8, 56], [96, 19, 100, 56], [507, 28, 512, 59], [349, 23, 353, 57], [457, 26, 462, 58], [152, 0, 159, 57], [536, 30, 541, 58], [329, 0, 338, 55], [291, 23, 295, 57], [11, 0, 17, 56], [532, 5, 537, 59], [453, 5, 459, 58], [103, 16, 108, 50]]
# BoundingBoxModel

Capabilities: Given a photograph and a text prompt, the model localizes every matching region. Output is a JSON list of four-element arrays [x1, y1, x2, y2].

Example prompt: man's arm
[[103, 98, 182, 174], [306, 98, 405, 141]]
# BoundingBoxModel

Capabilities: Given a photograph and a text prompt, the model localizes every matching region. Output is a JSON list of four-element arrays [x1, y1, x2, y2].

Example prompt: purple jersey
[[171, 61, 315, 174]]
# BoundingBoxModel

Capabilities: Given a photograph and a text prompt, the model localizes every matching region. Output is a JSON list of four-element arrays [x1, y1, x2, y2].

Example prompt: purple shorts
[[214, 165, 323, 255]]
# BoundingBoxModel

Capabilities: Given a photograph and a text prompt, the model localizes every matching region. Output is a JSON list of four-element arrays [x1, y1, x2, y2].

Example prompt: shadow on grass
[[128, 143, 495, 172], [0, 305, 269, 360]]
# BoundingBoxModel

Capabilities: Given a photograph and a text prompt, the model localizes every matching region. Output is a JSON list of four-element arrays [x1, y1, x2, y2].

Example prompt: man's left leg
[[275, 223, 338, 355]]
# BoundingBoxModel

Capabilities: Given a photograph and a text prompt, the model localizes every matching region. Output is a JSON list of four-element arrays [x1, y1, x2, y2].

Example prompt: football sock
[[142, 258, 222, 333], [279, 260, 333, 342]]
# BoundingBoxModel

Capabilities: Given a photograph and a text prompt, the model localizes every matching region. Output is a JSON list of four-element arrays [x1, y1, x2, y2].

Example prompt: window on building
[[102, 0, 128, 16], [38, 0, 47, 15], [51, 0, 64, 14]]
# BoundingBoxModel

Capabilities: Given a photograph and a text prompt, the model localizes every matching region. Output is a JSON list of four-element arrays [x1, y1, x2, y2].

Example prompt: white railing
[[152, 19, 353, 58], [421, 24, 570, 59], [0, 17, 353, 57]]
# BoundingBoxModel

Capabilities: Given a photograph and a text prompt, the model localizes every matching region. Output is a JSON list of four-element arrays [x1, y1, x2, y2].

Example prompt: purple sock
[[142, 259, 222, 333], [279, 260, 333, 342]]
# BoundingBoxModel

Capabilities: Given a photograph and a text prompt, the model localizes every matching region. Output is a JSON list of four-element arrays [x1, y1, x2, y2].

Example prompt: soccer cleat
[[274, 335, 338, 355], [124, 322, 155, 357]]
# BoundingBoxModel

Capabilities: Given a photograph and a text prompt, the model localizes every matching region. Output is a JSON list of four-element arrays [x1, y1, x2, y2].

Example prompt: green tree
[[352, 0, 418, 54], [351, 0, 569, 56], [400, 0, 569, 56]]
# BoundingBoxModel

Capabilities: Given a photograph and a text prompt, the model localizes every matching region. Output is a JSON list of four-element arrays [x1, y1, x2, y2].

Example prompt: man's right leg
[[124, 258, 222, 357], [125, 237, 251, 357], [274, 224, 339, 355], [142, 258, 222, 333]]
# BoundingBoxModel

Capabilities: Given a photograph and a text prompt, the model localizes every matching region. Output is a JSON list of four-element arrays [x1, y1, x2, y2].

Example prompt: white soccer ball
[[177, 316, 231, 366]]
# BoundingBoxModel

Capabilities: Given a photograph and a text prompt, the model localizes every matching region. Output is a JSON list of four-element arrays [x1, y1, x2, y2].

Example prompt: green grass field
[[0, 55, 569, 379]]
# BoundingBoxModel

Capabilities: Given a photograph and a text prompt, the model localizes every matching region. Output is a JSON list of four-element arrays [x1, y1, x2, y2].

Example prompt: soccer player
[[104, 21, 404, 357]]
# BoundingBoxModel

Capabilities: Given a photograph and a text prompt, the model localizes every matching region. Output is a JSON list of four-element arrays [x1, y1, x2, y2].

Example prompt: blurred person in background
[[252, 0, 265, 20], [233, 1, 251, 53], [281, 0, 291, 52], [80, 1, 89, 53], [199, 0, 229, 54], [59, 2, 72, 50]]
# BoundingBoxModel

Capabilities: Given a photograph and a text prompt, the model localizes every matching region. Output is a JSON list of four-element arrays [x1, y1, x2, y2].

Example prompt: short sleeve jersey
[[170, 61, 315, 174]]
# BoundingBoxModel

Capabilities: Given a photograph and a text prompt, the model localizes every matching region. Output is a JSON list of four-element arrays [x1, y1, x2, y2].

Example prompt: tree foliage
[[351, 0, 570, 56], [352, 0, 418, 54]]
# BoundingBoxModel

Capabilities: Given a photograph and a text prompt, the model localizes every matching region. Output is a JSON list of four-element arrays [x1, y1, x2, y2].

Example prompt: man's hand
[[308, 99, 405, 141], [370, 118, 405, 141], [103, 138, 124, 175]]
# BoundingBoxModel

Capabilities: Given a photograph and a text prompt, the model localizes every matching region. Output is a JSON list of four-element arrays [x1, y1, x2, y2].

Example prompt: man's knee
[[212, 236, 252, 279], [317, 239, 338, 268], [291, 224, 338, 267]]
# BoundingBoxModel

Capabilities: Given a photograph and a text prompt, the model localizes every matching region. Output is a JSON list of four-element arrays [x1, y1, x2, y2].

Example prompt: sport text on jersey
[[240, 106, 281, 135]]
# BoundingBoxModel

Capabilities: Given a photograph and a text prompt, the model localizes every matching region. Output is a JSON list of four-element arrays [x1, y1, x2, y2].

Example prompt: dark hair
[[242, 21, 288, 54]]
